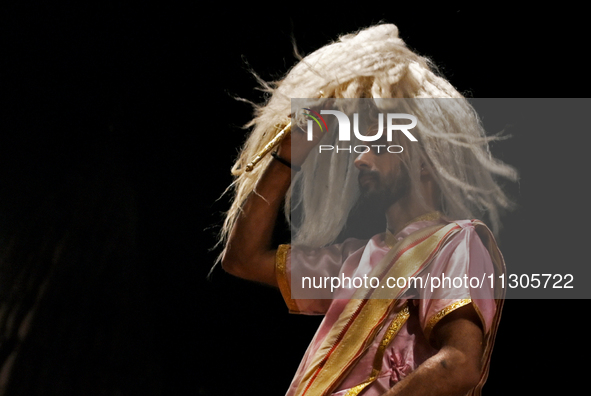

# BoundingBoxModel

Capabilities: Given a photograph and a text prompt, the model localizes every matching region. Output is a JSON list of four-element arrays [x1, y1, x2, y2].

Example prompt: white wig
[[218, 24, 518, 253]]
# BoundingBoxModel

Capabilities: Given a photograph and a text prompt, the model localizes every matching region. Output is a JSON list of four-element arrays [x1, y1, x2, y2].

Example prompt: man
[[219, 24, 517, 396]]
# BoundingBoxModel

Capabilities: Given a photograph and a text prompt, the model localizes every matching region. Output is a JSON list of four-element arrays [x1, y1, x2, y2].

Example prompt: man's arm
[[383, 304, 485, 396], [221, 118, 321, 286], [220, 150, 291, 287]]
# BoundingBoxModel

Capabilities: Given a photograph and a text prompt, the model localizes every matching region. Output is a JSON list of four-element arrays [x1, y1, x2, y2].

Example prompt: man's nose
[[354, 150, 373, 170]]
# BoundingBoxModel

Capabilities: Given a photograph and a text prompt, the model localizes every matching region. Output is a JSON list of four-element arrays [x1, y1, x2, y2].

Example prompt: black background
[[2, 2, 588, 395]]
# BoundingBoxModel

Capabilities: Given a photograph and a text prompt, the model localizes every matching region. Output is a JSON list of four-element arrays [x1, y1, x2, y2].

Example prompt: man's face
[[353, 143, 410, 212]]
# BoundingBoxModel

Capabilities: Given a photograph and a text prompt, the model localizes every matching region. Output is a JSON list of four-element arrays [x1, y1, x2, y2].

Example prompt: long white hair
[[217, 24, 518, 256]]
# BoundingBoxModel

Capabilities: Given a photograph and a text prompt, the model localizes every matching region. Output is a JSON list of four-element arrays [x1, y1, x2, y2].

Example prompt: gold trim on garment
[[276, 244, 299, 313], [344, 303, 411, 396], [423, 299, 473, 343]]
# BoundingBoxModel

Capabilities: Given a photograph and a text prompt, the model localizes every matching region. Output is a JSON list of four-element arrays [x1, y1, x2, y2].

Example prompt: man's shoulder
[[409, 218, 501, 263], [444, 219, 496, 243], [444, 218, 484, 228]]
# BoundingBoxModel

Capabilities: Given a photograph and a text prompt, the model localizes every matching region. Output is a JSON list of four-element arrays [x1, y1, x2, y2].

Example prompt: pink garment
[[281, 218, 499, 396]]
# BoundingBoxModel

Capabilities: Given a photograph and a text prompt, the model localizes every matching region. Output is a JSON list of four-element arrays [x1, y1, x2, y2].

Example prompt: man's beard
[[342, 170, 411, 239], [358, 170, 411, 214]]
